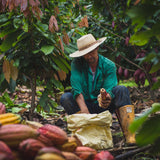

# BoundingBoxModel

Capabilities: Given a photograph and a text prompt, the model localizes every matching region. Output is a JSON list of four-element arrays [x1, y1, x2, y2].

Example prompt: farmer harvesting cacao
[[60, 34, 135, 144]]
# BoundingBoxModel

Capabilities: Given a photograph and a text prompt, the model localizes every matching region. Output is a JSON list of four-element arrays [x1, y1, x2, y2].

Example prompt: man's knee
[[60, 92, 73, 103], [113, 85, 130, 95]]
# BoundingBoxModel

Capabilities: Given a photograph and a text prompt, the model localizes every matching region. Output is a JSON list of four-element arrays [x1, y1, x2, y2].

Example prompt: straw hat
[[69, 34, 106, 58]]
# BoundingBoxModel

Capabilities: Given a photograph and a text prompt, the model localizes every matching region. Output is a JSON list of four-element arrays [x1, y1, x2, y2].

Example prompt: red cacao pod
[[75, 146, 97, 160], [124, 69, 129, 79], [125, 37, 130, 46], [118, 67, 123, 76], [94, 150, 114, 160], [134, 69, 142, 77], [19, 138, 46, 160], [111, 21, 115, 29], [38, 124, 68, 145], [0, 141, 14, 160]]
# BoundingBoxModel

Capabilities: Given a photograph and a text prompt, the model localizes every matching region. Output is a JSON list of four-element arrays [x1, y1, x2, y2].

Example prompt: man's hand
[[76, 93, 90, 114], [97, 93, 111, 109]]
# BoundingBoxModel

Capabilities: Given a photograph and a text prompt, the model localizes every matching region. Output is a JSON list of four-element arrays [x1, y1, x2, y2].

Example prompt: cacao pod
[[0, 124, 40, 148], [59, 136, 79, 152], [0, 113, 21, 126], [75, 146, 97, 160], [35, 153, 66, 160], [124, 69, 129, 79], [19, 138, 46, 160], [0, 153, 14, 160], [37, 134, 54, 146], [134, 69, 142, 77], [62, 151, 82, 160], [25, 120, 43, 130], [125, 37, 130, 46], [0, 103, 6, 114], [38, 124, 68, 145], [94, 150, 114, 160], [118, 67, 123, 76], [36, 147, 65, 160], [0, 141, 14, 159]]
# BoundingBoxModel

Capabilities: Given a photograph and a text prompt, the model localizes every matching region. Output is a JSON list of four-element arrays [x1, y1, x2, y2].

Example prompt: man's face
[[83, 48, 99, 65]]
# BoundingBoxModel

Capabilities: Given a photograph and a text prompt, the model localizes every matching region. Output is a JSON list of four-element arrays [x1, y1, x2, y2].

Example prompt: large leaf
[[129, 23, 160, 46], [0, 31, 19, 52], [149, 61, 160, 73], [136, 114, 160, 146], [129, 103, 160, 133], [127, 4, 159, 32]]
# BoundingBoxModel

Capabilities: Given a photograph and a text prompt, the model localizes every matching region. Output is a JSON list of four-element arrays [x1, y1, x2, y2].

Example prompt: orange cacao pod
[[59, 136, 79, 152], [19, 138, 46, 160], [75, 146, 97, 160], [0, 124, 40, 148], [38, 124, 68, 145]]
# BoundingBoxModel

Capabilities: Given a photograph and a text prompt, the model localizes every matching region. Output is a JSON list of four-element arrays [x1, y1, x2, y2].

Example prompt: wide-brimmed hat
[[69, 34, 106, 58]]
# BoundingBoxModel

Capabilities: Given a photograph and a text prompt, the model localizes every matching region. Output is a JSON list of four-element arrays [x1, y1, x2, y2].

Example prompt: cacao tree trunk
[[29, 72, 37, 121]]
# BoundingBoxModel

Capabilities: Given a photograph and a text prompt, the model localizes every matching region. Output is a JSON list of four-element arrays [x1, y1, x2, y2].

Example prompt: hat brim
[[69, 37, 107, 58]]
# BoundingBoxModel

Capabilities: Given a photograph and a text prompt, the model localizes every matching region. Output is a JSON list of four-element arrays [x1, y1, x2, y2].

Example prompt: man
[[60, 34, 135, 144]]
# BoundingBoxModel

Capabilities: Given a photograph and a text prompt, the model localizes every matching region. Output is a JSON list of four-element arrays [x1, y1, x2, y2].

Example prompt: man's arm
[[76, 93, 90, 114]]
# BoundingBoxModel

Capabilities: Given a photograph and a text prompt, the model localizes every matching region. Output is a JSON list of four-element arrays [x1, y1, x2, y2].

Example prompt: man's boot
[[116, 105, 136, 144]]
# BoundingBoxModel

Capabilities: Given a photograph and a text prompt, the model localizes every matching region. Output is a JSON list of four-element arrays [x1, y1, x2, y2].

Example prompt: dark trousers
[[60, 85, 131, 115]]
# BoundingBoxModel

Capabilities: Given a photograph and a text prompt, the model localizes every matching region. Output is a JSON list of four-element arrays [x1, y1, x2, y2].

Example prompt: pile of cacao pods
[[0, 102, 114, 160]]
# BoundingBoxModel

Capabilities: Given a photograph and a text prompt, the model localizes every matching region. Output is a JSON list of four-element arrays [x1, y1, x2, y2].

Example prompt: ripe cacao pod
[[19, 138, 46, 160], [36, 147, 65, 160], [0, 103, 6, 114], [25, 120, 43, 130], [125, 37, 130, 46], [37, 134, 54, 146], [35, 153, 66, 160], [38, 124, 68, 145], [0, 113, 21, 126], [0, 124, 40, 148], [75, 146, 97, 160], [124, 69, 129, 79], [94, 150, 114, 160], [118, 67, 123, 76], [62, 151, 82, 160], [59, 136, 79, 152], [0, 141, 14, 159]]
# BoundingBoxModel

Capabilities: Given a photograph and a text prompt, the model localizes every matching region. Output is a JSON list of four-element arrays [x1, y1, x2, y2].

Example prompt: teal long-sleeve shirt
[[70, 54, 118, 103]]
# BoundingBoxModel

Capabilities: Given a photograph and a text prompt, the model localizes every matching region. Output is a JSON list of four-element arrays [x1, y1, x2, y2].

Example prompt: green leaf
[[136, 114, 160, 146], [152, 77, 160, 90], [149, 61, 160, 73], [51, 78, 64, 91], [0, 31, 19, 52], [129, 30, 152, 46], [41, 45, 54, 55], [129, 103, 160, 133], [22, 20, 28, 32], [0, 27, 17, 38], [0, 14, 8, 23], [53, 56, 69, 73], [127, 5, 159, 31]]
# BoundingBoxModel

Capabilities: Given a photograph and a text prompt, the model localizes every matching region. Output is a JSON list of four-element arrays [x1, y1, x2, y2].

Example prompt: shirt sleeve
[[103, 61, 118, 98], [70, 59, 83, 99]]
